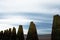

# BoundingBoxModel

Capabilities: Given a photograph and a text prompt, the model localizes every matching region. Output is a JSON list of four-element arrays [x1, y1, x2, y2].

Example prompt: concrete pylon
[[8, 28, 11, 40], [51, 15, 60, 40], [0, 31, 3, 40], [26, 22, 39, 40], [3, 29, 9, 40], [11, 27, 16, 40], [17, 25, 24, 40]]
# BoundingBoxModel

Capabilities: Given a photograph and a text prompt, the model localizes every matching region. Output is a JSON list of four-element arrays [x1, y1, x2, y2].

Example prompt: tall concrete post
[[0, 31, 3, 40], [11, 27, 16, 40], [8, 28, 11, 40], [51, 15, 60, 40], [26, 22, 39, 40], [17, 25, 24, 40]]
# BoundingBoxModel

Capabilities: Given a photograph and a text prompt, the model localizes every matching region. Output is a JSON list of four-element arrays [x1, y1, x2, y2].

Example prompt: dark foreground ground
[[38, 34, 51, 40], [24, 34, 51, 40]]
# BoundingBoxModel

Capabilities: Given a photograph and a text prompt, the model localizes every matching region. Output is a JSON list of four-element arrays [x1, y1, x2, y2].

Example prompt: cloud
[[0, 0, 38, 13], [0, 0, 60, 34], [0, 16, 31, 25], [0, 24, 13, 31], [37, 28, 52, 34], [0, 0, 60, 14], [0, 15, 43, 25], [23, 29, 28, 34], [0, 12, 53, 35]]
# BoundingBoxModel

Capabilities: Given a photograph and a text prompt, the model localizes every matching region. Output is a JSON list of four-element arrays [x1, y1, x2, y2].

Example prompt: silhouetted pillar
[[11, 27, 16, 40], [0, 31, 3, 40], [17, 25, 24, 40], [26, 22, 39, 40], [3, 29, 9, 40], [0, 32, 1, 40], [3, 30, 6, 40], [0, 31, 1, 40], [8, 28, 11, 40], [51, 15, 60, 40]]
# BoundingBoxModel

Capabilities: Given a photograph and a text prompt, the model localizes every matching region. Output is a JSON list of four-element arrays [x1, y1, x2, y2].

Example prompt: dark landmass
[[38, 34, 51, 40], [24, 34, 51, 40]]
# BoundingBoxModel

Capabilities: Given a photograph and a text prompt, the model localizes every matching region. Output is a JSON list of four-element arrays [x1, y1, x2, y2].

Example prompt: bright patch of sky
[[0, 0, 60, 34]]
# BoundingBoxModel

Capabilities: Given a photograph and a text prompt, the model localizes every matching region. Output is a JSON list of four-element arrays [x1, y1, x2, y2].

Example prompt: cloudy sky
[[0, 0, 60, 35]]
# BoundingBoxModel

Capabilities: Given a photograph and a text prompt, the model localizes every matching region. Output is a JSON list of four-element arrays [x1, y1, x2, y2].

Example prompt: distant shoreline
[[38, 34, 51, 40], [24, 34, 51, 40]]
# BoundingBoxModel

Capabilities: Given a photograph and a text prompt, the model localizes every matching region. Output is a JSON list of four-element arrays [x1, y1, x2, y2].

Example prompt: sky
[[0, 0, 60, 35]]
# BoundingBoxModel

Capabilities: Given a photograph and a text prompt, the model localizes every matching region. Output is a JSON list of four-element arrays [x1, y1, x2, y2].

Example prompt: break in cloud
[[0, 0, 60, 34]]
